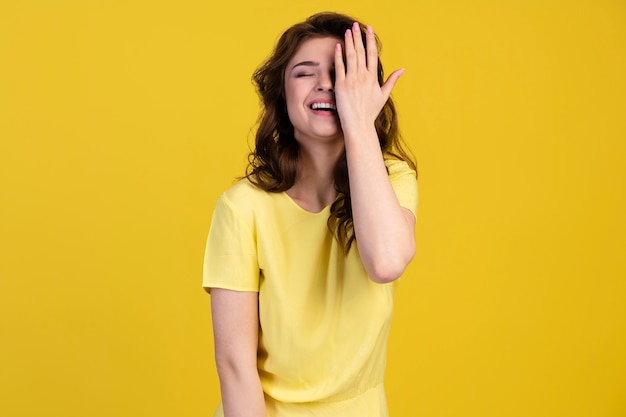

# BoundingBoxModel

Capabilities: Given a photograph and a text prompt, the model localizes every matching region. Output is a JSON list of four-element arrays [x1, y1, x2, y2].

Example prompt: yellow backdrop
[[1, 1, 625, 416]]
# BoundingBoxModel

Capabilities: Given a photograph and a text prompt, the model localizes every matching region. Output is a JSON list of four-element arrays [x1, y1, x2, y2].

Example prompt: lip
[[307, 98, 337, 114]]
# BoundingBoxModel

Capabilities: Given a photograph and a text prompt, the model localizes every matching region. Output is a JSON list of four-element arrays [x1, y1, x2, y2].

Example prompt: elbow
[[368, 264, 404, 284], [214, 350, 257, 382], [214, 353, 236, 380], [366, 241, 415, 284], [367, 255, 413, 284]]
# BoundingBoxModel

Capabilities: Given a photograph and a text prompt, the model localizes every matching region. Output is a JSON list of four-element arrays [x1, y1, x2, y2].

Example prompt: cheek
[[284, 84, 305, 116], [283, 90, 298, 126], [285, 82, 299, 102]]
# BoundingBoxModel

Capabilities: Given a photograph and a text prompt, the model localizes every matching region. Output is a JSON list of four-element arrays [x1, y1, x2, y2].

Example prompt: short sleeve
[[202, 194, 260, 292], [385, 159, 418, 219]]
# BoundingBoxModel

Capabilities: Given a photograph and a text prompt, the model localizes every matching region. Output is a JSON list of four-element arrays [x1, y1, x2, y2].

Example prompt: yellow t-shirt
[[203, 159, 418, 417]]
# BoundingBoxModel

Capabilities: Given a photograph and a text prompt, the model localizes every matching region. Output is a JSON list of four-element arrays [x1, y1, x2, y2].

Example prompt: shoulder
[[384, 158, 417, 179], [384, 157, 418, 217], [221, 178, 268, 206], [215, 179, 274, 226]]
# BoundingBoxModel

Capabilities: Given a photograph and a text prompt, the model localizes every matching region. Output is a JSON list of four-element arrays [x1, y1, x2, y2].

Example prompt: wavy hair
[[246, 12, 416, 252]]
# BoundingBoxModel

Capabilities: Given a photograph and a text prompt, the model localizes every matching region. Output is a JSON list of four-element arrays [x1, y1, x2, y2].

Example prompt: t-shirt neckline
[[280, 192, 333, 215]]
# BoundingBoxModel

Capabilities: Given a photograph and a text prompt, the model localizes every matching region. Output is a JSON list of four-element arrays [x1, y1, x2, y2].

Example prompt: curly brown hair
[[246, 11, 416, 252]]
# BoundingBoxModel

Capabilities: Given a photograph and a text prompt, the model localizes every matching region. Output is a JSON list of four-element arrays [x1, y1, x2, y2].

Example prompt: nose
[[316, 71, 335, 92]]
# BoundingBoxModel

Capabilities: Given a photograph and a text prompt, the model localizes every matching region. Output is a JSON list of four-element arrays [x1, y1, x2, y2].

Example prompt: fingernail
[[367, 25, 373, 34], [346, 28, 352, 37], [336, 43, 342, 51]]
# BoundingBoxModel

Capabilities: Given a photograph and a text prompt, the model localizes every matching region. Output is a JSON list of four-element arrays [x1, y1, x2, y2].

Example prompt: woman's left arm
[[334, 22, 415, 283]]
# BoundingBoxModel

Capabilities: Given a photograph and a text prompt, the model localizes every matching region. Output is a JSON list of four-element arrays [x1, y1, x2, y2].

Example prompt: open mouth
[[310, 102, 337, 112]]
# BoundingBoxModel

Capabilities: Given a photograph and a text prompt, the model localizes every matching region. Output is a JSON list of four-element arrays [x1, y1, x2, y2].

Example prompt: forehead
[[288, 36, 342, 63]]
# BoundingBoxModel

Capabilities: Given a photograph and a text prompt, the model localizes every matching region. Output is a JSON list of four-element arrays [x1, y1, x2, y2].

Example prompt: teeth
[[311, 102, 336, 110]]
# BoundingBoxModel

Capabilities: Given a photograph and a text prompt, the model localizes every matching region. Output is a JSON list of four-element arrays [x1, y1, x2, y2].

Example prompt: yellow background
[[1, 0, 625, 416]]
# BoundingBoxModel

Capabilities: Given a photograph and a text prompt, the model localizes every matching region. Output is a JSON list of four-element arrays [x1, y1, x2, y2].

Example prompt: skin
[[283, 36, 345, 212], [335, 23, 416, 282], [212, 23, 416, 417]]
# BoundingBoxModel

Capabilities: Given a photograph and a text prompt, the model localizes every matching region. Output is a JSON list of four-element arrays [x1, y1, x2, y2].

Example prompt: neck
[[287, 143, 343, 212]]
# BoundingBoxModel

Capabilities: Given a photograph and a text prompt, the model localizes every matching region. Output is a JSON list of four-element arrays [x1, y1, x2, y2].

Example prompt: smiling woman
[[285, 37, 343, 155], [202, 11, 417, 417]]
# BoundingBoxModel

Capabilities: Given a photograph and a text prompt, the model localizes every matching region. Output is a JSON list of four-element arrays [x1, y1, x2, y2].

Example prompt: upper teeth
[[311, 102, 336, 110]]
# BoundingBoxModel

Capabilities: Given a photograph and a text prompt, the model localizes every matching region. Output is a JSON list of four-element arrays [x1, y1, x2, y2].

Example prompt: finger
[[334, 42, 345, 83], [343, 27, 356, 75], [351, 22, 366, 70], [381, 68, 406, 99], [365, 25, 379, 73]]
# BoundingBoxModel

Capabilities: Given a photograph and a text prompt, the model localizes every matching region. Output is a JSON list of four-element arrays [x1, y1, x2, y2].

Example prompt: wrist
[[342, 124, 378, 145]]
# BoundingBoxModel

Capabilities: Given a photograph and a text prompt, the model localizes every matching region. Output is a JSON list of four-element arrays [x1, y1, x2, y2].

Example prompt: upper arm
[[211, 288, 260, 373]]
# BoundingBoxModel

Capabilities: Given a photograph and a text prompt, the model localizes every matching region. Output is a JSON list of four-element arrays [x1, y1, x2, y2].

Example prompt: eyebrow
[[291, 61, 319, 70]]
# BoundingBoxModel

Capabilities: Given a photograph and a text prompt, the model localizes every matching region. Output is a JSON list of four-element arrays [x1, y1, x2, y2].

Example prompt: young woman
[[203, 12, 418, 417]]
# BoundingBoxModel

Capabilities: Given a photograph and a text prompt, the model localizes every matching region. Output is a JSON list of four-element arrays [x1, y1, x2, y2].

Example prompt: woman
[[203, 12, 417, 417]]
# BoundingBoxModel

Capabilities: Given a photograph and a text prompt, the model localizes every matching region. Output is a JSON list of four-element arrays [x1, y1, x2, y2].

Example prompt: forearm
[[344, 125, 415, 283], [211, 289, 266, 417], [217, 364, 266, 417], [333, 22, 414, 282]]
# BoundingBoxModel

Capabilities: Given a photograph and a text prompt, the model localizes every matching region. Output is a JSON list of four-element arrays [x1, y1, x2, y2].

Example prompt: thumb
[[381, 68, 405, 99]]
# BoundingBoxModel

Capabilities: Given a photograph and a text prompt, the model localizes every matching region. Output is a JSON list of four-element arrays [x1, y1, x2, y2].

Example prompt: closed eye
[[296, 73, 314, 78]]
